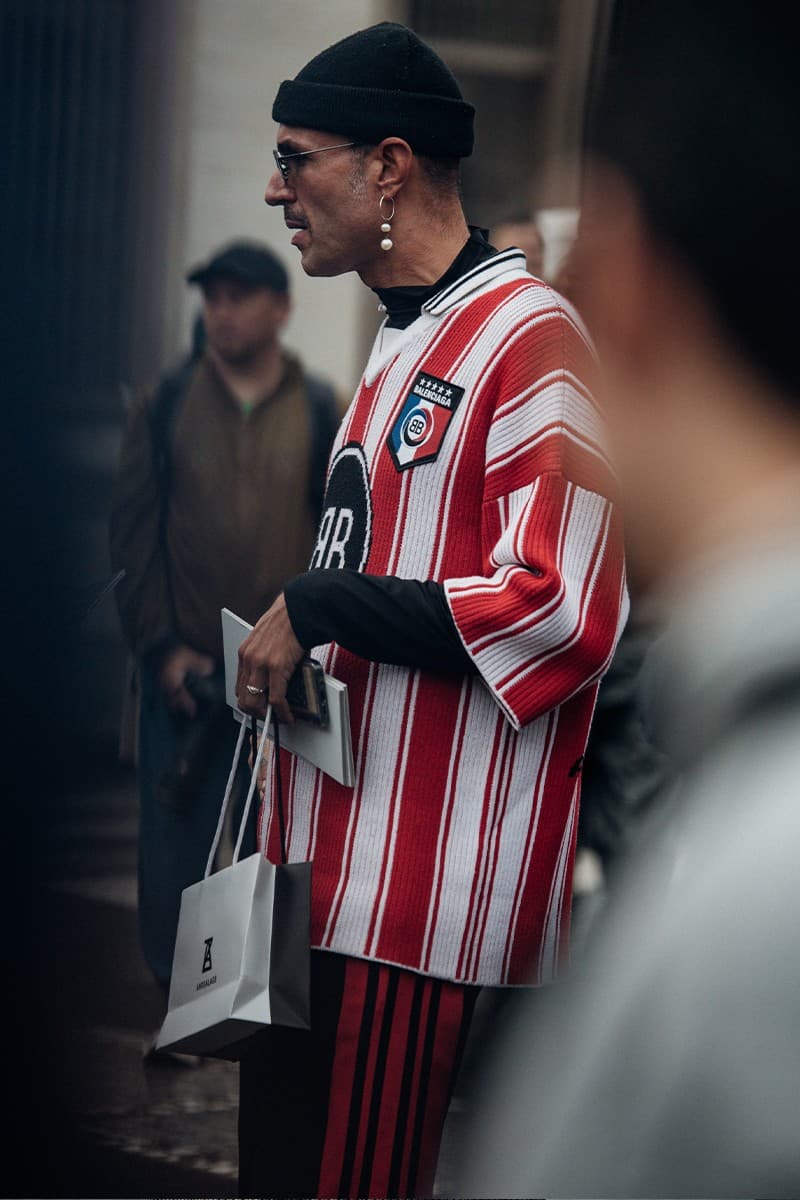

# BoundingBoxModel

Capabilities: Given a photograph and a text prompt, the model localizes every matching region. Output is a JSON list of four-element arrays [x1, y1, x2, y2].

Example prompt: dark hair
[[351, 144, 461, 198], [587, 1, 800, 397], [417, 154, 461, 196]]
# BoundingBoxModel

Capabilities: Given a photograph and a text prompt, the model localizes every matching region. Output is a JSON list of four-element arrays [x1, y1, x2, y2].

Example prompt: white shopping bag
[[156, 713, 311, 1060]]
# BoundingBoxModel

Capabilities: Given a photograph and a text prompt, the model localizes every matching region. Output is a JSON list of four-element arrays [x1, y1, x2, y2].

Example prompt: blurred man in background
[[458, 3, 800, 1196], [110, 239, 339, 1019], [546, 218, 670, 950]]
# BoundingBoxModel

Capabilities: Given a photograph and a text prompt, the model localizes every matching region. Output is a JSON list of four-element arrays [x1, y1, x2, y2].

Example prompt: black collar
[[373, 226, 497, 330]]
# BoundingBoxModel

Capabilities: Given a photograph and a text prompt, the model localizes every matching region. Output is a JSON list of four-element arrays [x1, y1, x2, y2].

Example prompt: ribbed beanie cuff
[[272, 22, 475, 159]]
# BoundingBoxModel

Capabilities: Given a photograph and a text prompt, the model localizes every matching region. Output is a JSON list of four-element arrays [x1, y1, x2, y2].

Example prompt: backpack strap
[[145, 354, 198, 628], [305, 373, 340, 525]]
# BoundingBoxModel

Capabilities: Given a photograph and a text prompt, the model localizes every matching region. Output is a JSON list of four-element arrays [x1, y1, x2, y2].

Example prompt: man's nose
[[264, 169, 294, 206]]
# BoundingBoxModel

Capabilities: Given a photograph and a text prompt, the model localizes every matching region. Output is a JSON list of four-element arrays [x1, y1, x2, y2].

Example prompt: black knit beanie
[[272, 22, 475, 158]]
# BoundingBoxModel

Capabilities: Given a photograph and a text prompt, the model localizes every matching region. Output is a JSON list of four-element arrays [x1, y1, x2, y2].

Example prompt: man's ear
[[372, 137, 414, 197]]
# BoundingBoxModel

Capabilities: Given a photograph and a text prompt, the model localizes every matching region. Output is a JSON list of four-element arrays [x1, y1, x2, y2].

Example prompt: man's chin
[[212, 344, 255, 367], [298, 249, 352, 279], [297, 248, 336, 278], [301, 262, 338, 278]]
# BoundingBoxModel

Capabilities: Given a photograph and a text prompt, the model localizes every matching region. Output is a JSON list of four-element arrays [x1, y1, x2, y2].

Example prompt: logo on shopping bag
[[196, 937, 217, 990]]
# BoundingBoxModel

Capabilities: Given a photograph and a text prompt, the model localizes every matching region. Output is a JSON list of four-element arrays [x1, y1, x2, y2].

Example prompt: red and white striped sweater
[[260, 250, 628, 986]]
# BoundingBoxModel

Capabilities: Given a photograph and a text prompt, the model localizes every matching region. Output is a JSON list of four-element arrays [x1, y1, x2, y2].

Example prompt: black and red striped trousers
[[238, 949, 480, 1198]]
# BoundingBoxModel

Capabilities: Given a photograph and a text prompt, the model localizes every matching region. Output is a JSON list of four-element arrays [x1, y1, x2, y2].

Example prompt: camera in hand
[[287, 657, 329, 727], [158, 670, 229, 811]]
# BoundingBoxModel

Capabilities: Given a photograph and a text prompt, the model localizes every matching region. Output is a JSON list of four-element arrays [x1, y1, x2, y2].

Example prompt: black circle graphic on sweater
[[309, 443, 372, 572]]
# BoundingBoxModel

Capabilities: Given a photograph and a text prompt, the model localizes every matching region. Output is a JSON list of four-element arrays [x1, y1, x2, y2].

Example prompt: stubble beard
[[301, 155, 371, 279]]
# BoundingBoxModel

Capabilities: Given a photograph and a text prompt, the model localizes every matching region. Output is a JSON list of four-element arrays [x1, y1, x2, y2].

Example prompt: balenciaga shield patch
[[387, 371, 465, 471]]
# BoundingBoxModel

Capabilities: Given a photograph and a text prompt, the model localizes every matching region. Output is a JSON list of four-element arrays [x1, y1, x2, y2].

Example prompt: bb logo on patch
[[388, 371, 465, 470]]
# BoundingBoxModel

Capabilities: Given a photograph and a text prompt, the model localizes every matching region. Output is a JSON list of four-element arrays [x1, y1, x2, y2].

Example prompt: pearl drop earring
[[379, 194, 395, 251]]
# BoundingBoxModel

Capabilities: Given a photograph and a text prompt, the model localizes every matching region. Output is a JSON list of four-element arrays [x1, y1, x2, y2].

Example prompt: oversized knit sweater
[[260, 249, 628, 987]]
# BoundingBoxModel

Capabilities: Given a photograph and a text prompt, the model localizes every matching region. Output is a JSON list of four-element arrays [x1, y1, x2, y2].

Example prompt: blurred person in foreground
[[551, 235, 670, 948], [109, 239, 339, 1017], [458, 3, 800, 1196], [491, 213, 545, 278], [235, 21, 627, 1199]]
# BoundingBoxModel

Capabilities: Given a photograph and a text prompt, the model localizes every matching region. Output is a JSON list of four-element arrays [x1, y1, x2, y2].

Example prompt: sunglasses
[[272, 141, 359, 183]]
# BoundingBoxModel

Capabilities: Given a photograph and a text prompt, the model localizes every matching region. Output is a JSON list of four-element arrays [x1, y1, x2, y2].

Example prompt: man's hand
[[159, 644, 215, 717], [237, 592, 305, 724]]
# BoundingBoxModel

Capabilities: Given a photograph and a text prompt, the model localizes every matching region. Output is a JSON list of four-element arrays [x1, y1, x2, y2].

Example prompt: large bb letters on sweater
[[310, 443, 373, 571]]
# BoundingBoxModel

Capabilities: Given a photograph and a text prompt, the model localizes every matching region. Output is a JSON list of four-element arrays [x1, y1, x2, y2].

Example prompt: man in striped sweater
[[236, 22, 627, 1199]]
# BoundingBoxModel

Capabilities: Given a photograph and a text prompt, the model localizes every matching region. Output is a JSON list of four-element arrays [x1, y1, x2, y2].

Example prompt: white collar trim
[[423, 247, 528, 315], [363, 249, 531, 385]]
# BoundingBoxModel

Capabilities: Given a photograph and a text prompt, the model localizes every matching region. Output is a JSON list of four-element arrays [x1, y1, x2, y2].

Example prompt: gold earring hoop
[[379, 194, 395, 251]]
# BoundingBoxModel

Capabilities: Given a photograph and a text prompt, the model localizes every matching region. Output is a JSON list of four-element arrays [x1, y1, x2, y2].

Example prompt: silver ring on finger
[[245, 684, 266, 696]]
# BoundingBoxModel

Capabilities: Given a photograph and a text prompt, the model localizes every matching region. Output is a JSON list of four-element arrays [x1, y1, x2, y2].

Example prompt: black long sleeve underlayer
[[284, 568, 475, 676]]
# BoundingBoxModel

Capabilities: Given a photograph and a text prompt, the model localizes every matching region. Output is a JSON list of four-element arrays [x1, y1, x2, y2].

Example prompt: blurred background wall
[[4, 0, 613, 754]]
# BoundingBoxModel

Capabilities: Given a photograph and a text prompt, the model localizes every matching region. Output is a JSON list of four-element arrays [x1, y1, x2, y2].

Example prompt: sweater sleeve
[[109, 388, 178, 662], [284, 569, 474, 675], [443, 301, 628, 731]]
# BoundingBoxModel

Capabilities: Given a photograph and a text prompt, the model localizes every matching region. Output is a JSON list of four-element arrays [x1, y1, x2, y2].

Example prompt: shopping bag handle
[[271, 713, 287, 864], [205, 706, 273, 878], [247, 712, 287, 864]]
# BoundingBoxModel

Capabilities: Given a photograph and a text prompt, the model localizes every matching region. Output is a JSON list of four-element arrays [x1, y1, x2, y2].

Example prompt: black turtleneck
[[373, 226, 498, 329], [283, 230, 501, 678]]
